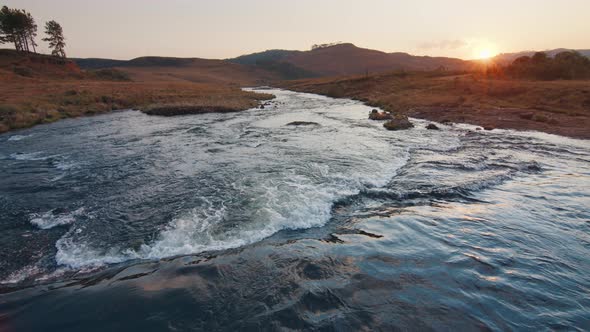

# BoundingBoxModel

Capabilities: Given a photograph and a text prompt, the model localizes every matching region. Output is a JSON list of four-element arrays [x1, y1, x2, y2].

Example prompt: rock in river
[[369, 110, 394, 120], [286, 121, 321, 126], [383, 116, 414, 131]]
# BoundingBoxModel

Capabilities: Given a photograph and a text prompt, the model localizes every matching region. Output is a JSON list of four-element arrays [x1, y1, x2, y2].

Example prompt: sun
[[474, 45, 498, 60], [478, 49, 493, 59]]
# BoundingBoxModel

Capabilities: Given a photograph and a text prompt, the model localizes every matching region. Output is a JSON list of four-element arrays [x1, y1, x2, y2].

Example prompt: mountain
[[493, 48, 590, 64], [72, 43, 471, 83], [228, 49, 302, 66], [71, 44, 590, 84], [228, 43, 470, 77], [228, 50, 316, 80], [282, 43, 468, 76]]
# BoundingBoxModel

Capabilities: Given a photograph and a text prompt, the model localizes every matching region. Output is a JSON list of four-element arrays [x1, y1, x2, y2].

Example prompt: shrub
[[13, 66, 34, 77]]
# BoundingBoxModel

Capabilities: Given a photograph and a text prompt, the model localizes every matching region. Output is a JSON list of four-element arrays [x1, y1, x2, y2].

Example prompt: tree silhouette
[[531, 52, 548, 64], [25, 11, 37, 53], [43, 20, 66, 57], [506, 51, 590, 80], [0, 6, 38, 53]]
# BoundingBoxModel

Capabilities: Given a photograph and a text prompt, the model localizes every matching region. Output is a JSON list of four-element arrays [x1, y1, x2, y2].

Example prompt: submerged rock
[[286, 121, 320, 126], [383, 116, 414, 131], [484, 125, 495, 131], [426, 123, 440, 130]]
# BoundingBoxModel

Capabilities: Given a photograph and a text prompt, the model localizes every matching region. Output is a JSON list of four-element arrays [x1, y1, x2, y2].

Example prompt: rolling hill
[[114, 57, 281, 85], [73, 43, 473, 83], [229, 43, 470, 77], [0, 49, 84, 80], [72, 44, 590, 84], [279, 43, 468, 76]]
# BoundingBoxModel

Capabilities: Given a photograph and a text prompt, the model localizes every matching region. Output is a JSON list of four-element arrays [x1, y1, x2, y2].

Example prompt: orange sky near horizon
[[3, 0, 589, 60]]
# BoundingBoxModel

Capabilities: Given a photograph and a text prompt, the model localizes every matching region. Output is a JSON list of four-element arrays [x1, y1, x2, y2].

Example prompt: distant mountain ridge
[[73, 43, 473, 81], [70, 44, 590, 83], [228, 43, 469, 77]]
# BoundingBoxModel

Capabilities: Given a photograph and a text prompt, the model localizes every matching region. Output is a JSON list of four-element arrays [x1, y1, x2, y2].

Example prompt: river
[[0, 89, 589, 330]]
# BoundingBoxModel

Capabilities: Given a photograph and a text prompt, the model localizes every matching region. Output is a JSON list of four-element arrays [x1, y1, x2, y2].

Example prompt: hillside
[[116, 57, 281, 85], [71, 57, 128, 69], [72, 56, 283, 85], [0, 49, 84, 80], [229, 43, 470, 77], [228, 50, 316, 80], [0, 50, 274, 133], [73, 43, 473, 82], [282, 43, 469, 76]]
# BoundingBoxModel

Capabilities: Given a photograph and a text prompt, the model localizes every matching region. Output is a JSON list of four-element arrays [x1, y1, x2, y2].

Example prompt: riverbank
[[0, 50, 274, 133], [281, 72, 590, 139], [0, 78, 273, 133]]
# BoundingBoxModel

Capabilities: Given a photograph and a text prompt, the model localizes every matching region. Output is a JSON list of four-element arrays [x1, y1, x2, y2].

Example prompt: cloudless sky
[[4, 0, 589, 59]]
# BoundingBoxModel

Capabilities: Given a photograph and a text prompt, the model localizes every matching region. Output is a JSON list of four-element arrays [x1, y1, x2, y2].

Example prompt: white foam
[[140, 202, 237, 259], [0, 264, 42, 284], [7, 134, 32, 141], [30, 208, 85, 230], [55, 235, 139, 268], [50, 89, 449, 269]]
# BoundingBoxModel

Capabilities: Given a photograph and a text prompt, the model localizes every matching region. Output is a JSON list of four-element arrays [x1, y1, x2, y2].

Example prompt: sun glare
[[475, 46, 498, 60], [478, 49, 493, 59]]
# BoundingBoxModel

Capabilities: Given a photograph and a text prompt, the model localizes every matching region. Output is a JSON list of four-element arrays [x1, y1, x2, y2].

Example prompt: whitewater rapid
[[1, 89, 588, 286]]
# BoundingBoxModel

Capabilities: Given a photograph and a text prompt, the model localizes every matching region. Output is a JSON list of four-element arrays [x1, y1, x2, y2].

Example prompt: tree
[[25, 11, 37, 53], [43, 20, 66, 57], [506, 50, 590, 80], [531, 52, 548, 64], [512, 55, 531, 65], [0, 6, 38, 53]]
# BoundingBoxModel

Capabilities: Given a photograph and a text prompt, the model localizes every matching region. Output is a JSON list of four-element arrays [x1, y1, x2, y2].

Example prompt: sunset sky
[[4, 0, 589, 60]]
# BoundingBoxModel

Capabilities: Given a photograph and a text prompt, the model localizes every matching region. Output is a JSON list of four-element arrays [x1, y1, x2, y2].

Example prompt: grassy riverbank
[[0, 50, 274, 133], [0, 79, 272, 133], [282, 71, 590, 139]]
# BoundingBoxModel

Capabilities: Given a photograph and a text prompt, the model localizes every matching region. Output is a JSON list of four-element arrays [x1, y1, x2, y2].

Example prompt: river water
[[0, 89, 589, 331]]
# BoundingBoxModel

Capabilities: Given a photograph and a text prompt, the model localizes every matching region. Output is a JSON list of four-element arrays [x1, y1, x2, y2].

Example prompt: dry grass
[[0, 77, 272, 133], [0, 49, 278, 133], [281, 71, 590, 138], [284, 72, 590, 114]]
